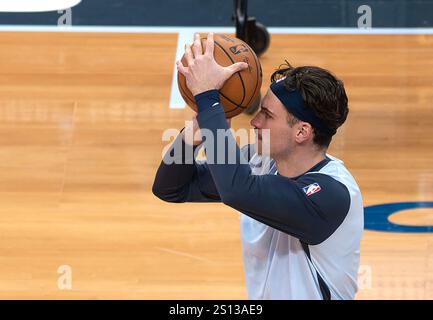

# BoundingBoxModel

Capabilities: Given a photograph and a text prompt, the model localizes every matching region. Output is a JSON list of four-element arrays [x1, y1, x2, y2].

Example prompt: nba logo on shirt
[[303, 183, 321, 196]]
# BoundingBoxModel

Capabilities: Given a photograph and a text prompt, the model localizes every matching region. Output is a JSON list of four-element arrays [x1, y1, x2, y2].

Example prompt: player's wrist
[[191, 86, 218, 97], [194, 89, 220, 112]]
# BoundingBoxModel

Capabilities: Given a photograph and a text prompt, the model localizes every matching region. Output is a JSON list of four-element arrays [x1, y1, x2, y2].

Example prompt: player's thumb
[[226, 62, 248, 76]]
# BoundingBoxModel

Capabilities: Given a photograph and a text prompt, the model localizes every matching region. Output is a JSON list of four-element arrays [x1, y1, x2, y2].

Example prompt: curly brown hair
[[270, 62, 349, 148]]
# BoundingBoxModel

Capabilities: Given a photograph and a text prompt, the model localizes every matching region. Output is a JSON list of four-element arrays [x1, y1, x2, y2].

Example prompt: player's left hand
[[182, 114, 232, 146], [177, 32, 248, 96]]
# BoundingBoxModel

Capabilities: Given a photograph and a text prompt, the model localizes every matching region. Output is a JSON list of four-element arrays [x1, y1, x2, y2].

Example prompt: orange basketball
[[177, 33, 262, 118]]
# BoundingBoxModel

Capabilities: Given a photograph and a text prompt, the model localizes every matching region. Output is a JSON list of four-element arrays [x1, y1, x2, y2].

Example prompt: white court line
[[268, 27, 433, 34], [169, 30, 195, 109], [0, 25, 433, 34], [156, 246, 214, 264], [1, 25, 432, 108]]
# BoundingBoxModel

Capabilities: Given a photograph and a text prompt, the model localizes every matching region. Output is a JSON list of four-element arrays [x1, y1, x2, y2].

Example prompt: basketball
[[177, 33, 262, 118]]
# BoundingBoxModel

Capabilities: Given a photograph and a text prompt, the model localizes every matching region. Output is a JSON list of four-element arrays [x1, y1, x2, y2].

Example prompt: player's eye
[[260, 108, 271, 119]]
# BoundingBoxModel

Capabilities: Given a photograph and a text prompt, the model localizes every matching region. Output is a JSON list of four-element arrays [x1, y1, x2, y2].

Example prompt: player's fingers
[[184, 44, 194, 65], [205, 32, 215, 57], [192, 33, 203, 57], [226, 61, 248, 76], [176, 60, 188, 75]]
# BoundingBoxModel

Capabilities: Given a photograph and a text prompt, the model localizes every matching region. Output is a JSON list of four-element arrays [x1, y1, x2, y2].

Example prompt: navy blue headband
[[270, 79, 336, 136]]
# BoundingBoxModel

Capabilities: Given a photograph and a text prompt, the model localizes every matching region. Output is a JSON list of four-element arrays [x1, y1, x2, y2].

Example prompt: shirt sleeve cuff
[[194, 89, 220, 113]]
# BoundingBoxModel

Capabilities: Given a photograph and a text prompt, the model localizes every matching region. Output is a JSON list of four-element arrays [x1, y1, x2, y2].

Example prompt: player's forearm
[[195, 90, 254, 202]]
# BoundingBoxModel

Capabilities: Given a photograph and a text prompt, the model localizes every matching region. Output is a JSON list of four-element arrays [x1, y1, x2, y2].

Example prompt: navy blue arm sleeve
[[195, 90, 351, 245], [152, 129, 221, 203]]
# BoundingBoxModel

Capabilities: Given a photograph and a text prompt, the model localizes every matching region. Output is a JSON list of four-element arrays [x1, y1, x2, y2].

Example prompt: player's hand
[[182, 115, 201, 146], [177, 32, 248, 96], [182, 114, 231, 146]]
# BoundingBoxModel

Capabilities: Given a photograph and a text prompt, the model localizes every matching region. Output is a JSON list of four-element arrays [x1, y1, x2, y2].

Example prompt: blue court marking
[[364, 201, 433, 233]]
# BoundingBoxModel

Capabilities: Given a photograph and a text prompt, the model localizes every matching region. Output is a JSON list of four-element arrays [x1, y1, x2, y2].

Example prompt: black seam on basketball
[[179, 75, 242, 114], [179, 40, 248, 115], [226, 106, 242, 118], [243, 42, 261, 107], [246, 54, 260, 107], [219, 91, 243, 109], [214, 40, 247, 106], [220, 97, 243, 113], [180, 74, 244, 115]]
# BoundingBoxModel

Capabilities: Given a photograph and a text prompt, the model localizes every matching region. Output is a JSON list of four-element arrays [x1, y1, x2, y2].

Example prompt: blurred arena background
[[0, 0, 432, 299]]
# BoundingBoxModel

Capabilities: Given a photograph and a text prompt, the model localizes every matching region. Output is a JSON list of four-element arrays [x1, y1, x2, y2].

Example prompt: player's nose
[[250, 113, 262, 129]]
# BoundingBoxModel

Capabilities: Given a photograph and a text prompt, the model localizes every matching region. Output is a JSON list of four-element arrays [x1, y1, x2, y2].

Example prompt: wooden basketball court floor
[[0, 31, 432, 299]]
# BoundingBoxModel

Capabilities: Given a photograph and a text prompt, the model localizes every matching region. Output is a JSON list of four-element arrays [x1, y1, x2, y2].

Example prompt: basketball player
[[153, 33, 364, 300]]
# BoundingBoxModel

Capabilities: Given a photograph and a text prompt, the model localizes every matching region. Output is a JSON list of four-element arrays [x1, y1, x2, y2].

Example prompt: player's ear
[[294, 122, 313, 144]]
